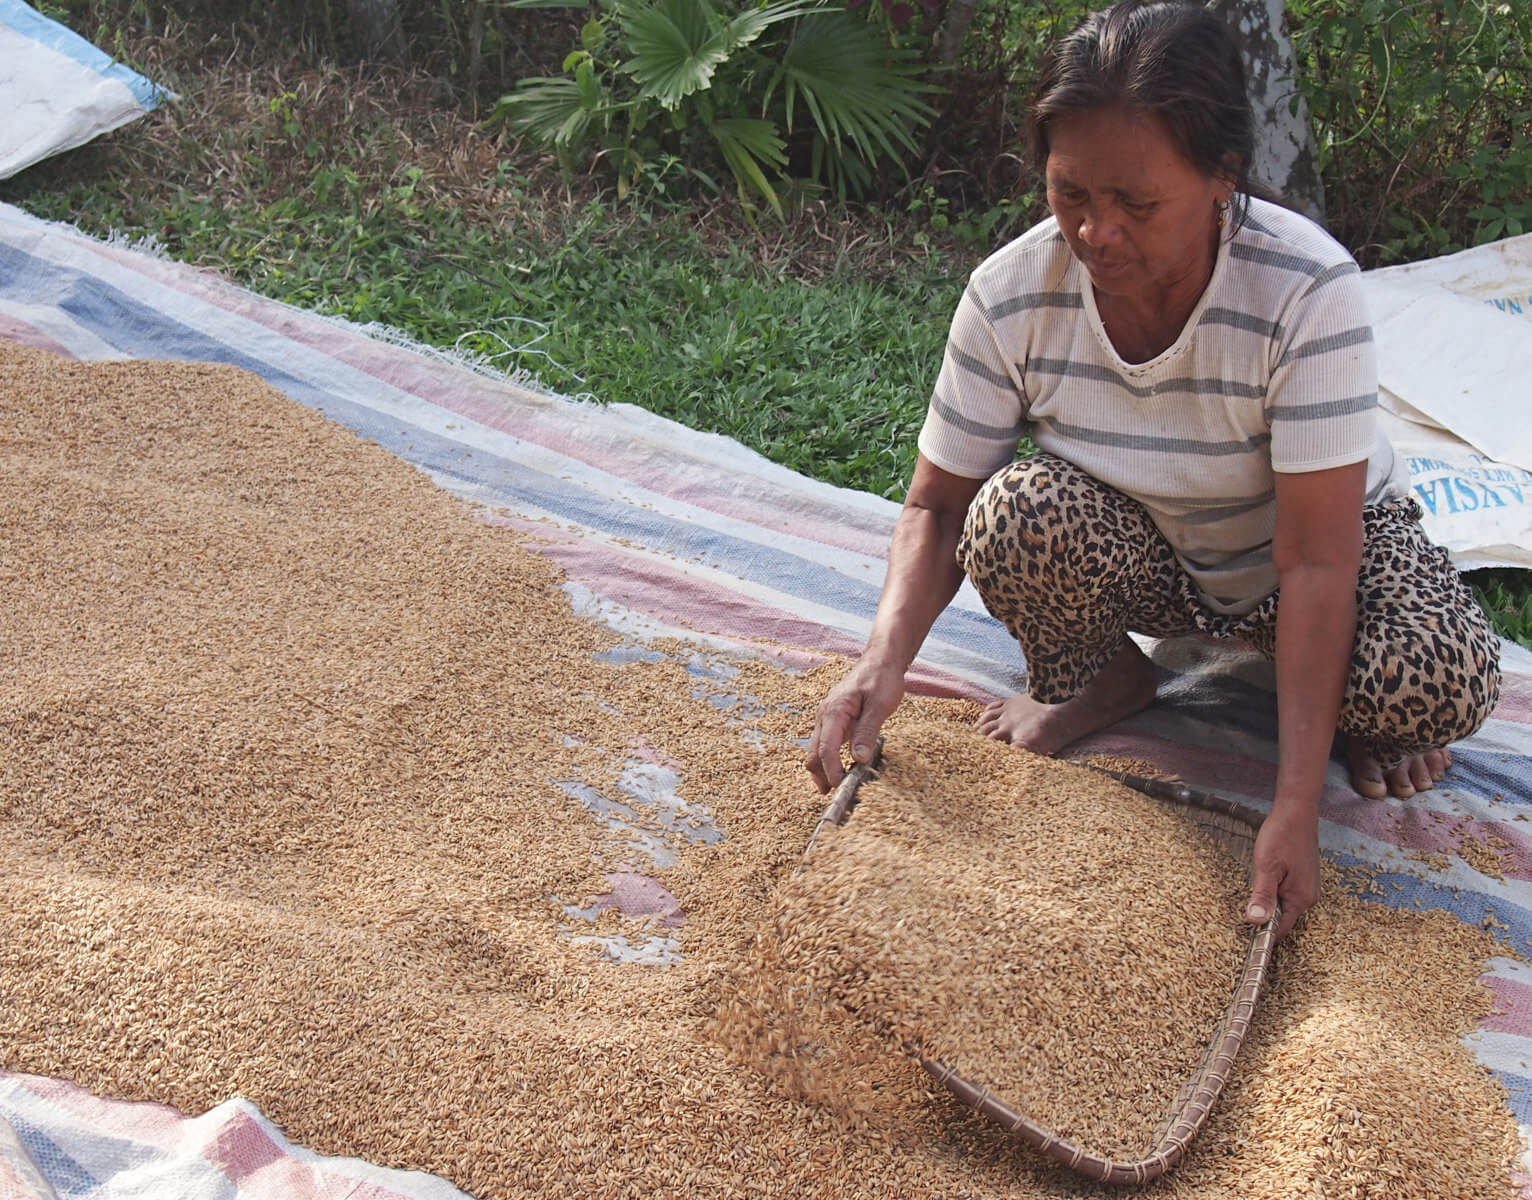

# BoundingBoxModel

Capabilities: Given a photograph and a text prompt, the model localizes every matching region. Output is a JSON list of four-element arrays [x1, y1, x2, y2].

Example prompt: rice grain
[[0, 340, 1519, 1199]]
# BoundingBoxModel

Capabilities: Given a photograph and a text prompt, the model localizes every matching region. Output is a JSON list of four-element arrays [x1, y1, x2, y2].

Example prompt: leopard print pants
[[957, 454, 1502, 764]]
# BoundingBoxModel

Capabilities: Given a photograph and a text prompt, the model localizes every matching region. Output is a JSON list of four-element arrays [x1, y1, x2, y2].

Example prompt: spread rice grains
[[0, 340, 1521, 1198]]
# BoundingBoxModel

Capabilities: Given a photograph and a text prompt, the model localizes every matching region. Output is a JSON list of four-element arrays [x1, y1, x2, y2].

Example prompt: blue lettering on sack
[[1412, 474, 1530, 515]]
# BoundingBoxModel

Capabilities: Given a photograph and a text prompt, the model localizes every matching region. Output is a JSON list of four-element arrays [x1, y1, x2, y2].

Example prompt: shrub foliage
[[489, 0, 938, 213], [35, 0, 1532, 258], [1287, 0, 1532, 264]]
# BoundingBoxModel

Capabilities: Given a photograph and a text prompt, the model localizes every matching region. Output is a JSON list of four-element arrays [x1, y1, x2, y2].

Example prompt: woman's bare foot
[[976, 638, 1158, 757], [1346, 738, 1452, 799]]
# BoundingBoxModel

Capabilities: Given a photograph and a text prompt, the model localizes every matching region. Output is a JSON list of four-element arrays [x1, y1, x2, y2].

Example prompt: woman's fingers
[[805, 699, 854, 794]]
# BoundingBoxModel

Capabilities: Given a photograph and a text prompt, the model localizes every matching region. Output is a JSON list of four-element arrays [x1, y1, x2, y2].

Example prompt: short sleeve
[[916, 285, 1031, 480], [1267, 261, 1379, 474]]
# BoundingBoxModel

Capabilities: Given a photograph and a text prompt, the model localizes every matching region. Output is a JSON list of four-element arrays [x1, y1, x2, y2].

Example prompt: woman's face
[[1045, 106, 1233, 305]]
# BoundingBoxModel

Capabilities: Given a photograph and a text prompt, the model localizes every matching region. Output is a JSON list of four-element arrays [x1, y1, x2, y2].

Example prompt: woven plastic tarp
[[0, 1074, 470, 1200], [1, 200, 1530, 1192]]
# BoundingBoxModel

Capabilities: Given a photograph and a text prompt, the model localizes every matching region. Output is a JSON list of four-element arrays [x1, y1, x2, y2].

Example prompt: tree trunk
[[346, 0, 410, 67], [936, 0, 980, 67], [1209, 0, 1326, 224], [469, 0, 487, 115]]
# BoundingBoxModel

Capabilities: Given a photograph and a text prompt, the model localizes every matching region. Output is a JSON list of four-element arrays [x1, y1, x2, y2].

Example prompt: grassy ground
[[2, 21, 1528, 649], [1, 32, 971, 499], [1475, 571, 1532, 652]]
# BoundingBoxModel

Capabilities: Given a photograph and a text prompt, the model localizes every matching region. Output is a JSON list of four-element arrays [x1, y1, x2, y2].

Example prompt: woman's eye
[[1123, 199, 1156, 215]]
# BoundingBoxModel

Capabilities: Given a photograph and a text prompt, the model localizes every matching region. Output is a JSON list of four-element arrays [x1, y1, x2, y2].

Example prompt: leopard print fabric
[[957, 454, 1502, 765]]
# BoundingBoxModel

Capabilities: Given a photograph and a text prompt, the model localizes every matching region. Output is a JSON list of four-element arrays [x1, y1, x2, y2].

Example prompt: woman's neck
[[1096, 230, 1221, 364]]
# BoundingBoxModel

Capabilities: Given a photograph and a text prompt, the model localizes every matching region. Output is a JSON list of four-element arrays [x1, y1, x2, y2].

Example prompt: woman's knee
[[1346, 503, 1503, 752], [1344, 619, 1501, 754], [958, 455, 1122, 591]]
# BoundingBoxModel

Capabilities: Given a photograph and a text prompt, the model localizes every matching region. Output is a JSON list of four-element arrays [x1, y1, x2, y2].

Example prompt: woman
[[804, 0, 1501, 939]]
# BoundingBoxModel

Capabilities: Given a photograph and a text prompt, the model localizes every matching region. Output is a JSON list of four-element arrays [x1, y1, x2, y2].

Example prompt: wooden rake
[[803, 742, 1280, 1187]]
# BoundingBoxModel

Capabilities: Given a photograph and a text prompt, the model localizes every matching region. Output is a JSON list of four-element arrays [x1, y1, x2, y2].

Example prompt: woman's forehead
[[1045, 107, 1200, 184]]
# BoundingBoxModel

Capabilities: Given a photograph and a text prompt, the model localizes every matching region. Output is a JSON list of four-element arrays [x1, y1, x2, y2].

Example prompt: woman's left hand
[[1245, 800, 1321, 940], [1257, 461, 1367, 941]]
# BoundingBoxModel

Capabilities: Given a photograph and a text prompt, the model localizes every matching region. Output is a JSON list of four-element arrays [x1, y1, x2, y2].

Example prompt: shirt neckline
[[1078, 228, 1231, 375]]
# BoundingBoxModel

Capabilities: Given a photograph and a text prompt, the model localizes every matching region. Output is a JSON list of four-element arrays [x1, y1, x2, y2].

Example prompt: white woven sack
[[0, 0, 172, 180]]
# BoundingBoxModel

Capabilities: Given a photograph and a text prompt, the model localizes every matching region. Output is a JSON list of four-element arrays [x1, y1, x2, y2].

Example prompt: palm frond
[[772, 12, 938, 168], [491, 77, 594, 149], [618, 0, 825, 111], [810, 130, 874, 202], [717, 0, 828, 56], [711, 116, 788, 216]]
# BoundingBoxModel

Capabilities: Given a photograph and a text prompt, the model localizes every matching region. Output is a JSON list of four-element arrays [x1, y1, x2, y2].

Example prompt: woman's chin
[[1084, 259, 1135, 289]]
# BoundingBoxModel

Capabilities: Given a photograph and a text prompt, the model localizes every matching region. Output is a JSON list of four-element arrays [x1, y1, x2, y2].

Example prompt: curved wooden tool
[[801, 747, 1280, 1187]]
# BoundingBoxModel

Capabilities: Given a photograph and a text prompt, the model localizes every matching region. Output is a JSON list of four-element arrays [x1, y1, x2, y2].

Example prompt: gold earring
[[1215, 199, 1228, 229]]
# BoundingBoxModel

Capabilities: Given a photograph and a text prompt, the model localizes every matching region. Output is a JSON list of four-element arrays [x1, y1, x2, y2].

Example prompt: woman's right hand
[[802, 454, 985, 795], [804, 657, 907, 793]]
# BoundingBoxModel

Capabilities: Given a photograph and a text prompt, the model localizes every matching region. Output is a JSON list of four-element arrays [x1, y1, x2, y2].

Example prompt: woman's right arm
[[804, 453, 986, 792]]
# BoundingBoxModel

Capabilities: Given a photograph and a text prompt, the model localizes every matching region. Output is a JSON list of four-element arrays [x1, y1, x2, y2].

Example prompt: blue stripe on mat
[[1492, 1068, 1532, 1124], [0, 240, 1020, 673], [2, 1110, 101, 1195], [1330, 851, 1532, 952]]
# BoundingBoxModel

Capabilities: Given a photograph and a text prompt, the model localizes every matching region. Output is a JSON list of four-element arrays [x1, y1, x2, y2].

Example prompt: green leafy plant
[[1287, 0, 1532, 265], [767, 11, 934, 199], [1469, 569, 1532, 651], [491, 0, 936, 214]]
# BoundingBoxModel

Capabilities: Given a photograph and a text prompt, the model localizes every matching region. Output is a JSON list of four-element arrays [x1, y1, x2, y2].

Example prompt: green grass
[[0, 38, 963, 501], [11, 185, 957, 501], [0, 24, 1527, 647], [1472, 570, 1532, 653], [437, 206, 960, 499]]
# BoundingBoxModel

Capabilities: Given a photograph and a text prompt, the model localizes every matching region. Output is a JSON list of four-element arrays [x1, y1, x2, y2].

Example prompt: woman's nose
[[1078, 206, 1120, 247]]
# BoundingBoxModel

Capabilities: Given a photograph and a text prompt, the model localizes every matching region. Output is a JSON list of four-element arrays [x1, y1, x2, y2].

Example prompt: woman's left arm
[[1247, 460, 1369, 939]]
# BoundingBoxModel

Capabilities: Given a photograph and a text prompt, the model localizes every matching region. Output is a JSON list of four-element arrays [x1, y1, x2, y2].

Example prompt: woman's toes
[[1347, 740, 1389, 799], [1350, 767, 1388, 800], [1425, 747, 1451, 782], [1384, 762, 1417, 799], [1347, 740, 1455, 800]]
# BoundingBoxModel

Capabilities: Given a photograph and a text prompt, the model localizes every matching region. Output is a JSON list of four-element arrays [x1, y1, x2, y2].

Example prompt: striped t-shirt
[[918, 197, 1407, 616]]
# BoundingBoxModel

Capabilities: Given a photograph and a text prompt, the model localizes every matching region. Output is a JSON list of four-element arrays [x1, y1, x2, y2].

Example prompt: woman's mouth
[[1086, 257, 1131, 277]]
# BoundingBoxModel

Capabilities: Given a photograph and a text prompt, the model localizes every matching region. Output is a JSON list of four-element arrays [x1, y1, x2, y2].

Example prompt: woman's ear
[[1218, 151, 1245, 197]]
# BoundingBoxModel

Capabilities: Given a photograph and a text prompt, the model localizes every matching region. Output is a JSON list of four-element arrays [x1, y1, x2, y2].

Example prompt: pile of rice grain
[[0, 339, 1521, 1199], [714, 722, 1252, 1160]]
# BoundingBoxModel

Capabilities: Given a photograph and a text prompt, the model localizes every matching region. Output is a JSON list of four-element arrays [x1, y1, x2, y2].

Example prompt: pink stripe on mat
[[13, 1074, 190, 1148], [207, 1107, 414, 1200], [1070, 730, 1273, 802], [205, 1108, 286, 1182], [1495, 674, 1532, 725], [523, 531, 999, 705], [1484, 976, 1532, 1037], [518, 529, 865, 654], [1075, 729, 1532, 883], [1360, 805, 1532, 880], [0, 1161, 35, 1196], [0, 315, 69, 357]]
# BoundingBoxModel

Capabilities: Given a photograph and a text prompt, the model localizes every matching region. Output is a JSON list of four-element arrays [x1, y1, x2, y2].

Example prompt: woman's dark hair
[[1027, 1, 1257, 230]]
